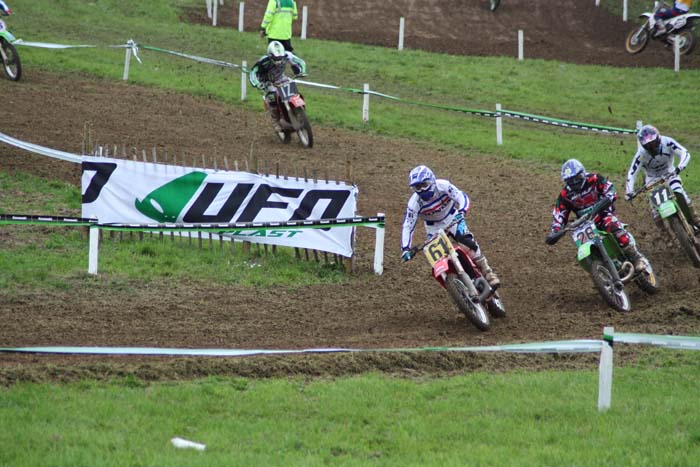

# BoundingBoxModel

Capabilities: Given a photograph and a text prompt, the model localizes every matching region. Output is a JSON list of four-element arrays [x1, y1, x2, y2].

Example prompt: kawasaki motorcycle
[[547, 198, 659, 312], [0, 13, 20, 81], [628, 177, 700, 268], [406, 222, 505, 332], [266, 76, 313, 148], [625, 2, 700, 55]]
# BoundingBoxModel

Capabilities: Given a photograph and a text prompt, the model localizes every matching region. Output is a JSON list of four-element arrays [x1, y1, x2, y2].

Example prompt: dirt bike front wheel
[[668, 215, 700, 267], [674, 30, 696, 55], [590, 258, 632, 312], [445, 273, 491, 331], [0, 38, 21, 81], [291, 107, 314, 148], [625, 26, 649, 54]]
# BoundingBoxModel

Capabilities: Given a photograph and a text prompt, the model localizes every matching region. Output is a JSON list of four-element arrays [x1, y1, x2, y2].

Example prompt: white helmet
[[408, 165, 437, 200], [267, 41, 286, 64]]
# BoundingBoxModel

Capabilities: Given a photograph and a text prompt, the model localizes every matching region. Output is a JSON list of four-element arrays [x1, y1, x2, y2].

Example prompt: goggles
[[411, 181, 431, 193]]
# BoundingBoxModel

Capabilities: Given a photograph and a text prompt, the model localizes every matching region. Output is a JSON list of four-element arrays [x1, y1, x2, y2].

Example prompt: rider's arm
[[248, 57, 268, 89], [595, 174, 618, 204], [625, 150, 644, 195], [551, 192, 571, 232], [443, 180, 470, 214], [667, 137, 690, 173], [0, 1, 10, 15], [287, 52, 307, 76], [400, 196, 420, 251]]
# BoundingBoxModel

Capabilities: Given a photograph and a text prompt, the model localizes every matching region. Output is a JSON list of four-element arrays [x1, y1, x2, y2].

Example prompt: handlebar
[[405, 218, 462, 261], [627, 177, 669, 201], [546, 197, 612, 245]]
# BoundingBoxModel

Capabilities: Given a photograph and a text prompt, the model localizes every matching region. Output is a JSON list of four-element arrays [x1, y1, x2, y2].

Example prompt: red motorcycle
[[407, 223, 505, 331], [266, 76, 313, 148]]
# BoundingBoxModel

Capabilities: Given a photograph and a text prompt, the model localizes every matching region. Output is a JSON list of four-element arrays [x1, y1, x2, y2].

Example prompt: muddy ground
[[1, 1, 699, 384]]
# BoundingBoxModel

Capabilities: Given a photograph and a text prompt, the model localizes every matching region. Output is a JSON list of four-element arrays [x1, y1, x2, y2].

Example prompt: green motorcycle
[[0, 14, 20, 81], [547, 198, 659, 312], [628, 177, 700, 268]]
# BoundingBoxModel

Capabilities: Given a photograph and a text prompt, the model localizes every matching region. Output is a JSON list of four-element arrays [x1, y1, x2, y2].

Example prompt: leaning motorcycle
[[547, 198, 659, 312], [0, 14, 20, 81], [625, 2, 700, 55], [406, 223, 505, 332], [628, 177, 700, 268], [266, 76, 313, 148]]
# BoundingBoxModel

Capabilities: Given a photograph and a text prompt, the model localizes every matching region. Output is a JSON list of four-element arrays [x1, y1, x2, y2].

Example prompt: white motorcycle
[[625, 2, 700, 55]]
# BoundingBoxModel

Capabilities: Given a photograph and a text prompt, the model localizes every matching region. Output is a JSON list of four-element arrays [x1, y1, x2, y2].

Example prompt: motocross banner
[[81, 156, 358, 257]]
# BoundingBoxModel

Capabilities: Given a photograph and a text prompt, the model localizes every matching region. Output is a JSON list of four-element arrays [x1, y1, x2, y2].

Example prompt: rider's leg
[[456, 232, 501, 289], [669, 177, 700, 231], [601, 214, 646, 272], [265, 92, 282, 132]]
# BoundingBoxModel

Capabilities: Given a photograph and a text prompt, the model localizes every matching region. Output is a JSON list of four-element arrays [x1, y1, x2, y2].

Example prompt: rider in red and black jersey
[[546, 159, 647, 272]]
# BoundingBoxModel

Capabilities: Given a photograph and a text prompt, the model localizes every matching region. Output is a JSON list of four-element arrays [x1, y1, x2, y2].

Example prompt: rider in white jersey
[[400, 165, 500, 288], [625, 124, 700, 231]]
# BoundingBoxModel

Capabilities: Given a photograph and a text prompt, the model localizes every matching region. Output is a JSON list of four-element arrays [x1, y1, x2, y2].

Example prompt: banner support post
[[362, 83, 370, 123], [238, 2, 245, 32], [496, 103, 503, 146], [301, 6, 308, 40], [123, 46, 132, 81], [598, 326, 614, 412], [374, 212, 385, 275], [241, 60, 247, 101], [88, 224, 99, 275]]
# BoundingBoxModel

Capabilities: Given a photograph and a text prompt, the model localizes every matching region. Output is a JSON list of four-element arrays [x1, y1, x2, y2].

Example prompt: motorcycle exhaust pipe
[[474, 277, 492, 303], [618, 261, 635, 283]]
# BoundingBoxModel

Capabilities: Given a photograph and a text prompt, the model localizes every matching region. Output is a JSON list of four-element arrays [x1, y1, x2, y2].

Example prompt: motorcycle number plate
[[571, 220, 597, 245], [278, 81, 298, 101], [423, 233, 451, 267], [650, 185, 672, 207]]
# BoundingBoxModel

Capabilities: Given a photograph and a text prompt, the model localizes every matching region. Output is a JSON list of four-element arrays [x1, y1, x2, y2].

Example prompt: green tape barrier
[[605, 331, 700, 350]]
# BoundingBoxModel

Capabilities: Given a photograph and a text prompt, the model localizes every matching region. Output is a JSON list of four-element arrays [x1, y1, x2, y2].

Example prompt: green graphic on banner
[[135, 171, 207, 222]]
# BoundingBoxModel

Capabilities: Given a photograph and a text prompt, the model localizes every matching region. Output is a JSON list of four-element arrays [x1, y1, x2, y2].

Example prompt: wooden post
[[398, 17, 405, 50]]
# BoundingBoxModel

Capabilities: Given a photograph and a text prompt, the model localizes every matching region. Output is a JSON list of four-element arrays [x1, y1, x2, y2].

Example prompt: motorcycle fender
[[0, 30, 15, 42], [576, 242, 593, 262], [289, 95, 306, 108], [432, 258, 451, 288], [639, 13, 652, 19], [657, 200, 677, 219]]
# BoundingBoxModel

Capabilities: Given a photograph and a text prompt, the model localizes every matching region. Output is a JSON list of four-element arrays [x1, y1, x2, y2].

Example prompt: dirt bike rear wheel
[[675, 30, 696, 55], [0, 38, 21, 81], [590, 258, 631, 312], [445, 273, 490, 331], [668, 215, 700, 268], [291, 107, 314, 148], [625, 26, 649, 54], [635, 259, 660, 295], [486, 291, 506, 318]]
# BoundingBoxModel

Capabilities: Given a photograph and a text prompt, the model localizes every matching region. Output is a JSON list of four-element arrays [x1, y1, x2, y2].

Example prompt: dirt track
[[1, 1, 699, 383]]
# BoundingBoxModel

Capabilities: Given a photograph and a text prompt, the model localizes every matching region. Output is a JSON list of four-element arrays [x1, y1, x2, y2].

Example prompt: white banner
[[81, 157, 358, 256]]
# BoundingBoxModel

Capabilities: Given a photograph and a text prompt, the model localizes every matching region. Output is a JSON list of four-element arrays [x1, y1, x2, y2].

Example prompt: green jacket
[[260, 0, 297, 40]]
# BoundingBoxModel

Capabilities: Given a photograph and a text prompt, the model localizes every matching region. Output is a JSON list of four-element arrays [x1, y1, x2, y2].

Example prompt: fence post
[[301, 5, 308, 39], [496, 103, 503, 146], [88, 225, 99, 275], [238, 2, 245, 32], [362, 83, 370, 123], [398, 17, 405, 51], [623, 0, 628, 22], [206, 0, 212, 18], [674, 35, 681, 73], [241, 60, 248, 101], [212, 0, 218, 26], [598, 326, 614, 412], [518, 30, 524, 61], [595, 0, 600, 6], [122, 46, 132, 81], [374, 213, 385, 275]]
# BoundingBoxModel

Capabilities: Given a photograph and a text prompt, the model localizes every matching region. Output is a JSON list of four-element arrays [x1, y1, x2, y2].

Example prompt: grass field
[[2, 0, 700, 464]]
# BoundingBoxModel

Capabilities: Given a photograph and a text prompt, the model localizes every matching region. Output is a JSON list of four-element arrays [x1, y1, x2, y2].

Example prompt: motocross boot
[[269, 106, 283, 133], [622, 244, 646, 273], [687, 203, 700, 235], [475, 256, 501, 290]]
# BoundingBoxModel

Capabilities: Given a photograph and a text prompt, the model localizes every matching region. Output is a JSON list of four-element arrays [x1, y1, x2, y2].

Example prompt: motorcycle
[[266, 76, 313, 148], [625, 2, 700, 55], [0, 12, 20, 81], [406, 222, 505, 332], [547, 198, 659, 313], [628, 177, 700, 268]]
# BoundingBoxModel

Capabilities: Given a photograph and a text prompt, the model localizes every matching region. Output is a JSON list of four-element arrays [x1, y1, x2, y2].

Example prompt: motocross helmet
[[408, 165, 437, 201], [638, 125, 661, 156], [561, 159, 587, 194], [267, 41, 286, 64]]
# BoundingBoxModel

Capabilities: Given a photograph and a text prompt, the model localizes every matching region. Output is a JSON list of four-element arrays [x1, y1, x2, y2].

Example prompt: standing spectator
[[259, 0, 298, 53]]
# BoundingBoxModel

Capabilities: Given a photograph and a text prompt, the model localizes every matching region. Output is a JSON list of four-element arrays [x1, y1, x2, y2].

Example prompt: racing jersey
[[260, 0, 298, 40], [248, 52, 306, 89], [401, 179, 470, 250], [626, 135, 690, 194], [551, 173, 617, 232]]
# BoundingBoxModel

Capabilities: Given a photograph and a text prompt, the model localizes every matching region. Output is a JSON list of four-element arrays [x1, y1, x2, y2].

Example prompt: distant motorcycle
[[628, 177, 700, 268], [625, 2, 700, 55], [406, 221, 505, 332], [547, 198, 659, 312], [0, 10, 20, 81], [266, 76, 313, 148]]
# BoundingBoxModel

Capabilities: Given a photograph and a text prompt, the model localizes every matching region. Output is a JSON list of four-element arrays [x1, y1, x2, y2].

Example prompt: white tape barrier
[[0, 131, 82, 163]]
